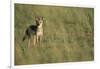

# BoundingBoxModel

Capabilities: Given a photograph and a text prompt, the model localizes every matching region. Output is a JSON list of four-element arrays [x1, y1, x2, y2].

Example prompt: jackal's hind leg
[[28, 39, 30, 47]]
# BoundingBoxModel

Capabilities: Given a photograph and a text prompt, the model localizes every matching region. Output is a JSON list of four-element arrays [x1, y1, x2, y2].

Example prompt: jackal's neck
[[37, 23, 43, 29]]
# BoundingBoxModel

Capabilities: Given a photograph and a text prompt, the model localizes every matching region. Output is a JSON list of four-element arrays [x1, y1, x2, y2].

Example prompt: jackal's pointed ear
[[41, 16, 43, 19], [41, 16, 43, 20], [35, 16, 38, 20]]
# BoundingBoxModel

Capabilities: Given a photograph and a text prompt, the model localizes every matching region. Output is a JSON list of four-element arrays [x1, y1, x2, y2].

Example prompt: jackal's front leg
[[33, 36, 36, 46], [36, 35, 38, 44], [39, 35, 42, 44]]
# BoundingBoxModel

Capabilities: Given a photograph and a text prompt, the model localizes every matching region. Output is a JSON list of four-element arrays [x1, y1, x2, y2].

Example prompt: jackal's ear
[[35, 16, 38, 20], [39, 16, 43, 20], [41, 16, 43, 19]]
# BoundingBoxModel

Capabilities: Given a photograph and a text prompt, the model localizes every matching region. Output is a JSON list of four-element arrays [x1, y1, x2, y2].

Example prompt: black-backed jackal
[[22, 16, 43, 47]]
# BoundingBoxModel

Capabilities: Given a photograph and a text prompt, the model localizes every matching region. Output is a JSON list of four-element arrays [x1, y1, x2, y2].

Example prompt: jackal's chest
[[37, 28, 43, 36]]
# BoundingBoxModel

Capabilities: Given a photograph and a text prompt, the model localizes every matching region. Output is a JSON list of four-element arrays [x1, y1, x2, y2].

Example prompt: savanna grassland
[[14, 4, 94, 65]]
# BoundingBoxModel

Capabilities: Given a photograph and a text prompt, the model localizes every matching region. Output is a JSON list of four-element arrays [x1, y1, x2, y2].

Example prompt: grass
[[14, 3, 94, 65]]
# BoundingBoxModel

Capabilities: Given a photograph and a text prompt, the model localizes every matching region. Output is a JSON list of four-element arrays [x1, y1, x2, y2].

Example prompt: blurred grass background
[[14, 4, 94, 65]]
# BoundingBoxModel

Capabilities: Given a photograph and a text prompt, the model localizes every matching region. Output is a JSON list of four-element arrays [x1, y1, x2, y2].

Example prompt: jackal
[[22, 16, 43, 47]]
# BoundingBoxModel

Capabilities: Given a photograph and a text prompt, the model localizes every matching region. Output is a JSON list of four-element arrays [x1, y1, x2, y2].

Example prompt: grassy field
[[14, 4, 94, 65]]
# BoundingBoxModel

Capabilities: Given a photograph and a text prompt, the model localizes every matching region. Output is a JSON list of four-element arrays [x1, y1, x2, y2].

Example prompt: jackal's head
[[35, 16, 43, 26]]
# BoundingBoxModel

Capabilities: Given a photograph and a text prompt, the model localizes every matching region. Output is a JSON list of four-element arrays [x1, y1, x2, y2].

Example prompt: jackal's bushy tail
[[22, 35, 26, 41]]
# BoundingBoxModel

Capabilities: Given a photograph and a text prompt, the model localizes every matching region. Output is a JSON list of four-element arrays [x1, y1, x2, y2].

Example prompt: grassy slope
[[15, 4, 94, 65]]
